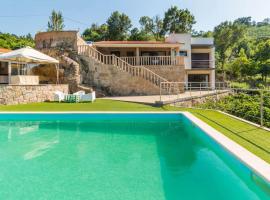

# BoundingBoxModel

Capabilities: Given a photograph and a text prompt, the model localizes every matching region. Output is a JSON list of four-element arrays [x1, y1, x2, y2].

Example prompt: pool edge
[[183, 112, 270, 183]]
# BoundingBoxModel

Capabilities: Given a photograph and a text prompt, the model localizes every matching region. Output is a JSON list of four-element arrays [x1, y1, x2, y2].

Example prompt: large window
[[191, 53, 210, 68], [188, 74, 210, 88], [0, 62, 8, 75]]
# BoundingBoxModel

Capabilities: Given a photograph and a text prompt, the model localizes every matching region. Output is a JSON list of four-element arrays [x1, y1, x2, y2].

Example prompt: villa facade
[[92, 33, 215, 88], [34, 31, 216, 96]]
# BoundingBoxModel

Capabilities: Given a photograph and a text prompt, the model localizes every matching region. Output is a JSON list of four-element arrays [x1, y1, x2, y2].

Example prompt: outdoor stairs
[[77, 45, 172, 94]]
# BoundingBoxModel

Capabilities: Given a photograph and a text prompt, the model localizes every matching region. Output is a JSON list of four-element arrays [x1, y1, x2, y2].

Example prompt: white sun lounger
[[81, 92, 96, 102], [54, 91, 66, 102]]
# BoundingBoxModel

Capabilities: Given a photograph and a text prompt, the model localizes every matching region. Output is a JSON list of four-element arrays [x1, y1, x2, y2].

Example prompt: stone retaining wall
[[80, 57, 162, 96], [171, 91, 229, 107], [145, 65, 185, 82], [0, 84, 69, 105]]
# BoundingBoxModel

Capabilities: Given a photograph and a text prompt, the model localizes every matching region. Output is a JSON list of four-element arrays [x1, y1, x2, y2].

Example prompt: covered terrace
[[93, 41, 184, 66]]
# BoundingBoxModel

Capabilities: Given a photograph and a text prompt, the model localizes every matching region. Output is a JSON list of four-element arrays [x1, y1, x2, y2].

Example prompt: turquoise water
[[0, 114, 269, 200]]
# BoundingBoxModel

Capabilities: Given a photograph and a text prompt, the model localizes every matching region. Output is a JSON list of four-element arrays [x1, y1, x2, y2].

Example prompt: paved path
[[102, 90, 228, 104]]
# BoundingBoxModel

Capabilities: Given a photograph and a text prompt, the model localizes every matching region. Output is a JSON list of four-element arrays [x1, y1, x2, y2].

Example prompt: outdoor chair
[[54, 91, 66, 102], [81, 91, 96, 102]]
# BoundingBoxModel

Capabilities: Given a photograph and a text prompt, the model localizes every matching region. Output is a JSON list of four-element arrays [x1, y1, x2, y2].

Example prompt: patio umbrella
[[0, 46, 60, 83]]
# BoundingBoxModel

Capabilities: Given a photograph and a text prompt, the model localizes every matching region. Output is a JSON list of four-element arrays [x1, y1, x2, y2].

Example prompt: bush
[[198, 92, 270, 127]]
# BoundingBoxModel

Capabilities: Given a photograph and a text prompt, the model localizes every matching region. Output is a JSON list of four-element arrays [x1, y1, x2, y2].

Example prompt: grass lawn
[[0, 99, 269, 163]]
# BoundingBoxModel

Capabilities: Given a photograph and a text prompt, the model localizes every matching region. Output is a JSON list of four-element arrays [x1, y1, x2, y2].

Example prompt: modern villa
[[93, 33, 215, 88], [35, 31, 216, 95]]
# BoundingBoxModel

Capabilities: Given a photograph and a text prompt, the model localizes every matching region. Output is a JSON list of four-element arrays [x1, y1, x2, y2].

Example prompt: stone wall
[[144, 65, 185, 82], [0, 85, 68, 105], [35, 31, 86, 51], [170, 91, 229, 107], [80, 56, 162, 96]]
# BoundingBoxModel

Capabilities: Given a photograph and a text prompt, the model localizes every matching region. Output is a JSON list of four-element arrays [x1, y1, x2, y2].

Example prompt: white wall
[[166, 33, 192, 69]]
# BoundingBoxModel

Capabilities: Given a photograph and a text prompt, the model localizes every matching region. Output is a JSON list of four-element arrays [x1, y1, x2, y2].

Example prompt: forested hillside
[[0, 33, 34, 50]]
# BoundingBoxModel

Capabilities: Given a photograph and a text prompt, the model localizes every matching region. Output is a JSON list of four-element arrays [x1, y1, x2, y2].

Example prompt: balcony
[[191, 60, 214, 69], [121, 56, 184, 66]]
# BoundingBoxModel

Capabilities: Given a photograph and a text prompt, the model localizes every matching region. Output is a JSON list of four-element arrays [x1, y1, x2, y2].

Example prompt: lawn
[[0, 99, 269, 163]]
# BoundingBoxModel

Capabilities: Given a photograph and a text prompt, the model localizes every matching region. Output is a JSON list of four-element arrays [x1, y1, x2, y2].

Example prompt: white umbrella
[[0, 46, 59, 64], [0, 47, 60, 83]]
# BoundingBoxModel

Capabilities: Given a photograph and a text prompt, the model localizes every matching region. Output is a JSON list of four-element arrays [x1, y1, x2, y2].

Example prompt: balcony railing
[[121, 56, 184, 66], [191, 60, 214, 69]]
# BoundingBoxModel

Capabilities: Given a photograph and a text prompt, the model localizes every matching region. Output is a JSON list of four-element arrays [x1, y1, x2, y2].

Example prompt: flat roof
[[93, 41, 182, 48], [191, 37, 214, 46]]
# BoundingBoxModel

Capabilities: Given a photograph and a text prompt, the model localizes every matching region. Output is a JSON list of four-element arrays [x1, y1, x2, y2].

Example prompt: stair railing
[[78, 45, 170, 88]]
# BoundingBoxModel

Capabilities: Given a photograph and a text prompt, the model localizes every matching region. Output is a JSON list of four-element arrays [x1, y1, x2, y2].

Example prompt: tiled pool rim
[[1, 111, 270, 183]]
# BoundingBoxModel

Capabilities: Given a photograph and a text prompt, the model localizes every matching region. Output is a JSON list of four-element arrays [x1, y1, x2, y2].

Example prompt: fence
[[159, 82, 270, 128]]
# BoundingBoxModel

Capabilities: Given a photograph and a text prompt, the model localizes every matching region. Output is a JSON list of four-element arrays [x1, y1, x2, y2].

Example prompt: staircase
[[77, 45, 170, 91]]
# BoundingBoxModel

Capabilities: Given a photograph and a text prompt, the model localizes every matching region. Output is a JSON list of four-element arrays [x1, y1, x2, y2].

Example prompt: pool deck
[[102, 90, 229, 105], [183, 112, 270, 183]]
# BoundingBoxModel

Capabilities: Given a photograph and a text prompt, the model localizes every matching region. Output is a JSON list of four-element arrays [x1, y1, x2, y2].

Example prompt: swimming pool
[[0, 113, 269, 200]]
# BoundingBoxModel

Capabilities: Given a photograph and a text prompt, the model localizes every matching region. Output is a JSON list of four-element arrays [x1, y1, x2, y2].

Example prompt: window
[[179, 51, 188, 56], [111, 51, 120, 57], [127, 52, 135, 57]]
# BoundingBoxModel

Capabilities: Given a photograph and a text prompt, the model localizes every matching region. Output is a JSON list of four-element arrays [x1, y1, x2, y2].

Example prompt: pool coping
[[183, 112, 270, 183], [0, 111, 269, 183]]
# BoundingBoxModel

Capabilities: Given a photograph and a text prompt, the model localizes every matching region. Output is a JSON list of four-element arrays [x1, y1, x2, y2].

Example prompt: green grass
[[0, 99, 269, 163]]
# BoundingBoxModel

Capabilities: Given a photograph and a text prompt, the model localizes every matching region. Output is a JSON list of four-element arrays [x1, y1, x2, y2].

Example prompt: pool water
[[0, 114, 269, 200]]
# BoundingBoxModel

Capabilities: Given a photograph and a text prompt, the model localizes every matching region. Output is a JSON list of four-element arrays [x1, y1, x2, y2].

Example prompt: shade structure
[[0, 46, 59, 64], [0, 46, 60, 84]]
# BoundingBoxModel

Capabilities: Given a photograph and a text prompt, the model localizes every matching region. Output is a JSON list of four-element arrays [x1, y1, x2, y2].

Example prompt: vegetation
[[82, 6, 195, 41], [0, 33, 34, 50], [106, 11, 132, 40], [211, 17, 270, 86], [47, 10, 65, 31], [163, 6, 196, 34], [0, 99, 268, 163], [81, 7, 270, 87], [199, 92, 270, 128]]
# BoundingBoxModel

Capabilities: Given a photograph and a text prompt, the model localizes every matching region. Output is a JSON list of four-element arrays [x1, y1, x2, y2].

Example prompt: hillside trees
[[83, 6, 196, 41], [0, 33, 34, 49]]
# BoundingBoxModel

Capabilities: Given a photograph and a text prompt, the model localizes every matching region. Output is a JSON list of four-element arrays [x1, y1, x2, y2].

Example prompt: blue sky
[[0, 0, 269, 36]]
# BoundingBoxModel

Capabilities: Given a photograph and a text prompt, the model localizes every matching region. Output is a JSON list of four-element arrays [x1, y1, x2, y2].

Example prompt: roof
[[191, 38, 214, 47], [0, 47, 59, 64], [93, 41, 182, 48], [0, 48, 12, 54]]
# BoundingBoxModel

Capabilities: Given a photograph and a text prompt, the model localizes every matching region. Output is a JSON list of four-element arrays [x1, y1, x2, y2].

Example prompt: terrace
[[93, 41, 185, 66]]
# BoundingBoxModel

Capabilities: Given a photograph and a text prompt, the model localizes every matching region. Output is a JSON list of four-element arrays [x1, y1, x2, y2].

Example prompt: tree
[[47, 10, 65, 31], [213, 21, 246, 80], [227, 49, 252, 80], [254, 40, 270, 82], [163, 6, 196, 33], [139, 15, 164, 40], [192, 30, 213, 37], [257, 18, 270, 27], [234, 17, 252, 26], [106, 11, 132, 40], [259, 61, 270, 82], [0, 33, 34, 49], [129, 28, 154, 41], [83, 23, 108, 41]]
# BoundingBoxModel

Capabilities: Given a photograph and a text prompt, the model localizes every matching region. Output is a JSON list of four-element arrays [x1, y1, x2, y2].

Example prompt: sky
[[0, 0, 270, 36]]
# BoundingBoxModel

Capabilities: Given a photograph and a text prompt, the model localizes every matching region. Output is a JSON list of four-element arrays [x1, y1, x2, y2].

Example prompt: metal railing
[[158, 81, 269, 128], [191, 60, 214, 69]]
